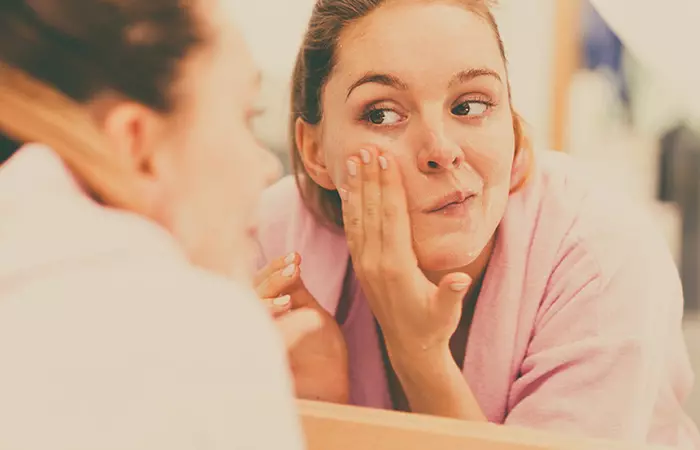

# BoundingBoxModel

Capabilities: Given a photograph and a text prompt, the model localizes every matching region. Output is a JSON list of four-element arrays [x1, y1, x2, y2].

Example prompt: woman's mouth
[[425, 189, 476, 215]]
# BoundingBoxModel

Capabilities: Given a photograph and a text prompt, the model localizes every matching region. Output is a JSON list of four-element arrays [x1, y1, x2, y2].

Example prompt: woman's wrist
[[385, 340, 486, 421], [385, 340, 454, 384]]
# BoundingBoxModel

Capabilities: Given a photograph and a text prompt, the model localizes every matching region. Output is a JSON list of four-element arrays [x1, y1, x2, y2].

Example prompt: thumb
[[289, 273, 323, 311], [435, 272, 472, 314], [275, 308, 323, 351]]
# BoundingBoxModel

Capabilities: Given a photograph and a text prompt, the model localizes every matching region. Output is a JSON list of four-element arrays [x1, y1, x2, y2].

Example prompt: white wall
[[493, 0, 557, 150], [232, 0, 316, 151]]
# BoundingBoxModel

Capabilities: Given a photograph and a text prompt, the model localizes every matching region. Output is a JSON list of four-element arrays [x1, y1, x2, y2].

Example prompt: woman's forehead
[[332, 3, 506, 89]]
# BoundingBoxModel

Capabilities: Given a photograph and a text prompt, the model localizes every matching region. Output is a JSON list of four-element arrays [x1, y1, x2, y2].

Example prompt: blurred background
[[234, 0, 700, 422]]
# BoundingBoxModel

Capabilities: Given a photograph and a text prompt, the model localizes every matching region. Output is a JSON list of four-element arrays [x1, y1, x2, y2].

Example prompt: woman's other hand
[[255, 253, 350, 404]]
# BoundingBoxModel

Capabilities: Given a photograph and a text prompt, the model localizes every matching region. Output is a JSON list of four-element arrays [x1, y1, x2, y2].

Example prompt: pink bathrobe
[[256, 150, 700, 448]]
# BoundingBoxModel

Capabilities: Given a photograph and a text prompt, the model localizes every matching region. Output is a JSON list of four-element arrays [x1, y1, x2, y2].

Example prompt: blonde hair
[[0, 0, 202, 209], [0, 64, 147, 212]]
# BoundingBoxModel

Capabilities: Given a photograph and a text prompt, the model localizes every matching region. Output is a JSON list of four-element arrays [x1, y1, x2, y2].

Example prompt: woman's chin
[[415, 238, 484, 274]]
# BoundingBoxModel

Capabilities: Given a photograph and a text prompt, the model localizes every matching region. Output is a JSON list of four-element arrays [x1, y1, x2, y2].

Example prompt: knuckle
[[261, 276, 290, 298], [347, 215, 362, 230], [255, 281, 270, 297], [379, 260, 401, 281], [360, 257, 380, 278], [278, 273, 297, 288], [382, 203, 398, 221], [253, 268, 269, 285], [365, 200, 379, 219]]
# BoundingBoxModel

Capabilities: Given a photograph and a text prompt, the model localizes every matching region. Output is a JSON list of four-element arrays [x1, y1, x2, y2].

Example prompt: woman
[[255, 0, 700, 447], [0, 0, 315, 448]]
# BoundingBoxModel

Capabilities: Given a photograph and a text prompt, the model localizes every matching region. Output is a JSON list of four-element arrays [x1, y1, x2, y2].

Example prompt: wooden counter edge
[[298, 400, 670, 450]]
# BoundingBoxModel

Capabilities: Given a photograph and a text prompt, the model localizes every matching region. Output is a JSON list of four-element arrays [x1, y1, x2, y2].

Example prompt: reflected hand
[[255, 253, 349, 404]]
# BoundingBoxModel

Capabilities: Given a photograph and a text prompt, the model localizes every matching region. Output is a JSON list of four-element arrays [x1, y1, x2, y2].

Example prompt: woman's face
[[139, 0, 280, 281], [316, 1, 516, 272]]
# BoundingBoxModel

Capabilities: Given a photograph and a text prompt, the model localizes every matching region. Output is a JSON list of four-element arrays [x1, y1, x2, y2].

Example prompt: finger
[[285, 271, 323, 311], [359, 147, 382, 261], [253, 252, 299, 286], [262, 294, 292, 318], [378, 152, 415, 262], [340, 155, 364, 258], [434, 272, 472, 318], [276, 308, 324, 351], [255, 260, 300, 299]]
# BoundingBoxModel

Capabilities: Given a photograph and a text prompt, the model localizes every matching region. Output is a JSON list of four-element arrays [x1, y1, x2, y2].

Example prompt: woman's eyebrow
[[448, 68, 502, 87], [346, 73, 409, 101], [344, 68, 501, 101]]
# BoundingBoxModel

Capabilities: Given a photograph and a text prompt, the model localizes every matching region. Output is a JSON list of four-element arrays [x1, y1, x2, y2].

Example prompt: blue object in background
[[580, 0, 629, 109]]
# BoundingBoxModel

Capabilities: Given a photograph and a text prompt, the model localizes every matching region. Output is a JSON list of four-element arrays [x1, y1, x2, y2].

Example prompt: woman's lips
[[429, 195, 475, 216], [424, 189, 476, 215]]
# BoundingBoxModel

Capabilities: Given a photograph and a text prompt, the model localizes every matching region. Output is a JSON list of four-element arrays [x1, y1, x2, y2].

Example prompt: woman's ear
[[81, 98, 161, 210], [509, 147, 529, 192], [509, 112, 531, 192], [295, 117, 335, 190], [99, 99, 161, 178]]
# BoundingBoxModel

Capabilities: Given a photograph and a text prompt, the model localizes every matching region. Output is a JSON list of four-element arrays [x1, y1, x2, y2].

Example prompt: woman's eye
[[451, 101, 489, 116], [366, 109, 403, 125]]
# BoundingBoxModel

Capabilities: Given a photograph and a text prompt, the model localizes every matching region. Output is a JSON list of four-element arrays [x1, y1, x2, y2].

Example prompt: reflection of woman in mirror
[[0, 0, 312, 447], [255, 0, 699, 446]]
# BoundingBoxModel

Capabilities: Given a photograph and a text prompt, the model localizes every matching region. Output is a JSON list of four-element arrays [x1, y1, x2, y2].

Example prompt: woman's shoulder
[[517, 150, 663, 239], [520, 149, 601, 212], [508, 149, 676, 286], [255, 175, 342, 263]]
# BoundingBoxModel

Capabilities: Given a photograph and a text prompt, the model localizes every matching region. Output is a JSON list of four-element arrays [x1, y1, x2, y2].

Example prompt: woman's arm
[[387, 344, 487, 421], [340, 148, 487, 420]]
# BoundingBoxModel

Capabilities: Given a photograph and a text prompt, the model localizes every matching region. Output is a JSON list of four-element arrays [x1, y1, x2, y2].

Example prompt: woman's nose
[[417, 132, 464, 174]]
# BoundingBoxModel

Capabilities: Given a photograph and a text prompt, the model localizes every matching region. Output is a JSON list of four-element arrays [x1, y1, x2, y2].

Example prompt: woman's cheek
[[320, 133, 352, 188], [329, 160, 345, 188], [323, 129, 405, 186], [458, 128, 515, 181], [323, 146, 355, 189]]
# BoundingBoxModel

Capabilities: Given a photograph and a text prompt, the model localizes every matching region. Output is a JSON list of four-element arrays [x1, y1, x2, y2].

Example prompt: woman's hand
[[255, 253, 349, 404], [340, 147, 472, 361], [339, 148, 485, 420]]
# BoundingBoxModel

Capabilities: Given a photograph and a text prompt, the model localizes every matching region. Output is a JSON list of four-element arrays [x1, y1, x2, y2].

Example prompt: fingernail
[[347, 160, 357, 177], [273, 295, 291, 307], [282, 264, 296, 277], [338, 188, 349, 202], [450, 283, 470, 292], [378, 155, 388, 170], [360, 149, 371, 164], [284, 253, 295, 264]]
